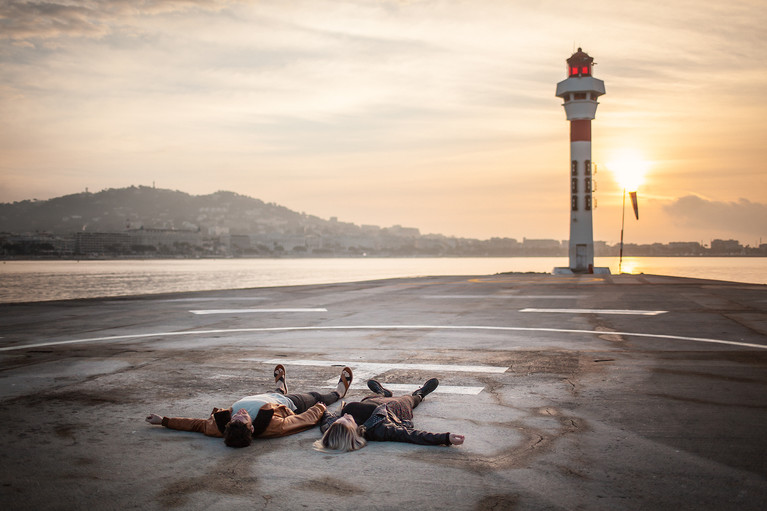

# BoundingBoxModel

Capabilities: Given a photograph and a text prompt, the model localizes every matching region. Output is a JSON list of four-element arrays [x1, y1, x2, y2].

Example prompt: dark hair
[[223, 421, 252, 448]]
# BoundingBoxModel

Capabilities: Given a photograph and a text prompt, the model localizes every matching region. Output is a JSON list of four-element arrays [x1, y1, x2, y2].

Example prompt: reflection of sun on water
[[607, 149, 649, 191], [617, 257, 640, 275]]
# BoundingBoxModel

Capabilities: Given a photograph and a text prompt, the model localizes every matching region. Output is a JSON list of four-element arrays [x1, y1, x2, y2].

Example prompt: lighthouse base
[[553, 266, 611, 275]]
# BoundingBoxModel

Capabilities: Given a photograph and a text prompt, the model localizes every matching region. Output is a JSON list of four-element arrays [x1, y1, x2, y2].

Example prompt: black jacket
[[321, 403, 451, 446]]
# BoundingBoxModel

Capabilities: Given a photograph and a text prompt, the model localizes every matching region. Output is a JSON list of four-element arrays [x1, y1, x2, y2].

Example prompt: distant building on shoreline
[[1, 230, 764, 258]]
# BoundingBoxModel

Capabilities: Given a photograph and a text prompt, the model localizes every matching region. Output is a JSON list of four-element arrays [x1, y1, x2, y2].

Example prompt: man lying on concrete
[[145, 364, 353, 447]]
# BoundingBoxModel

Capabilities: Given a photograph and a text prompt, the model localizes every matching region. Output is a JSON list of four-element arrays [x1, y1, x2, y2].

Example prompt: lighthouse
[[555, 48, 606, 273]]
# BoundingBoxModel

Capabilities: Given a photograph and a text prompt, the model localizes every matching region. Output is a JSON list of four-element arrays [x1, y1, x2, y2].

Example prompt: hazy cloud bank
[[1, 0, 766, 243], [663, 196, 767, 238], [0, 0, 234, 42]]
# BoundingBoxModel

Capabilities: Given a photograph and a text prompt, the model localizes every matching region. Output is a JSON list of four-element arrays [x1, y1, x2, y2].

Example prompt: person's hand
[[449, 433, 465, 445], [309, 402, 327, 413], [145, 413, 163, 425]]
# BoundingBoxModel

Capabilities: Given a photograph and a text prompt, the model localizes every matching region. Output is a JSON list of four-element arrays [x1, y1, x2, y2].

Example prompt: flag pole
[[619, 187, 626, 274]]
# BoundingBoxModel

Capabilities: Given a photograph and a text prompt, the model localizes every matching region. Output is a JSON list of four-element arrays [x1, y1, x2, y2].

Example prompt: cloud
[[0, 0, 233, 42], [663, 196, 767, 237], [1, 0, 765, 245]]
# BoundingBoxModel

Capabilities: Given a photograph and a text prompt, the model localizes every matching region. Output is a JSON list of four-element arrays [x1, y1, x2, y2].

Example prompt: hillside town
[[1, 187, 765, 258], [3, 224, 764, 259]]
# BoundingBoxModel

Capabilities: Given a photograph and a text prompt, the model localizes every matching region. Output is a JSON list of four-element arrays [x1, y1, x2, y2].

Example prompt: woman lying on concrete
[[316, 377, 464, 452], [146, 364, 352, 448]]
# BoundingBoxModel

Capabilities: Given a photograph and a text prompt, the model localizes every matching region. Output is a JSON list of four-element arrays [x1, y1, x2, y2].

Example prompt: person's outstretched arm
[[259, 402, 327, 438], [145, 412, 223, 437], [375, 423, 463, 446], [319, 408, 341, 433]]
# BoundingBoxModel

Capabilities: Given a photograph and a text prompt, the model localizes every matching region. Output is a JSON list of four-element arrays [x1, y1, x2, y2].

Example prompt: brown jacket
[[161, 402, 327, 438]]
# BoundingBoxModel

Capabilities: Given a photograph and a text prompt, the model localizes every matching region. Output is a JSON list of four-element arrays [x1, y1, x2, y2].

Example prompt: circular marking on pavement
[[1, 325, 764, 351]]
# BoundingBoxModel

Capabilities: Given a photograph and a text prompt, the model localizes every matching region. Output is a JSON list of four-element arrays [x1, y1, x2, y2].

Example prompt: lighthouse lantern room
[[555, 48, 606, 274]]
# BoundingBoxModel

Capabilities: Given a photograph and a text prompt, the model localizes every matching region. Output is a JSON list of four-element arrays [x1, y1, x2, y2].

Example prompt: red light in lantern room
[[570, 65, 591, 77]]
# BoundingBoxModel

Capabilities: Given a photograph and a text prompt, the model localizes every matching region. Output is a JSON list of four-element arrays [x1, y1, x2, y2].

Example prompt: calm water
[[0, 257, 765, 303]]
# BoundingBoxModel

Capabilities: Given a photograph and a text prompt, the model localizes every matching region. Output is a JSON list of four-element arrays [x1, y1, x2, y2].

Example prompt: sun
[[606, 149, 649, 191]]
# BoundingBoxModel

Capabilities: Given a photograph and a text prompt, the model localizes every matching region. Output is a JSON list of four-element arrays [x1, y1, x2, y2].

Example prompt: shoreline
[[3, 257, 766, 304], [3, 253, 767, 262]]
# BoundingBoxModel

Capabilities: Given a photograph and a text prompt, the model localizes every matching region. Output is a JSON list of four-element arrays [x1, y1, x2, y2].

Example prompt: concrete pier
[[1, 273, 766, 510]]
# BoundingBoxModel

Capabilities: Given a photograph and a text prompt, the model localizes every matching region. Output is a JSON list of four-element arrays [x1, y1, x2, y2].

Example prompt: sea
[[0, 257, 765, 304]]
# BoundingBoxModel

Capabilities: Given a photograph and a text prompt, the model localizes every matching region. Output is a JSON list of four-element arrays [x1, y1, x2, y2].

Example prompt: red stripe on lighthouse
[[570, 120, 591, 142]]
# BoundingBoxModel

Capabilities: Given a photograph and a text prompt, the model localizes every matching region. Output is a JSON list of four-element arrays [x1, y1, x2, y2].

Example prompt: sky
[[1, 0, 766, 246]]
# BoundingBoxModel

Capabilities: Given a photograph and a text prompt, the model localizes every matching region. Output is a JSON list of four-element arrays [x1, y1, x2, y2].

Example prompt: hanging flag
[[629, 191, 639, 220]]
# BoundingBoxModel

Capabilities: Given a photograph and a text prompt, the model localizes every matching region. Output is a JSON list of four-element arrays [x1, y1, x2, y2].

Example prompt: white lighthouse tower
[[555, 48, 606, 273]]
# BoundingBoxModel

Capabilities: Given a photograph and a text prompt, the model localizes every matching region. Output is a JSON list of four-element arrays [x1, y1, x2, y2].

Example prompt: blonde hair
[[314, 420, 367, 453]]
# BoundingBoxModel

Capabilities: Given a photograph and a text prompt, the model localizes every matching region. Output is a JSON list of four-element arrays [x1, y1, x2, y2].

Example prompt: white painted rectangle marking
[[160, 297, 269, 302], [239, 358, 506, 396], [190, 308, 327, 315], [348, 383, 483, 395], [520, 308, 667, 316], [424, 295, 580, 299], [244, 359, 508, 374]]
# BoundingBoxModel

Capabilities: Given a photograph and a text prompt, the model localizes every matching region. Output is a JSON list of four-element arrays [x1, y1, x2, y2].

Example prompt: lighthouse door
[[575, 244, 587, 271]]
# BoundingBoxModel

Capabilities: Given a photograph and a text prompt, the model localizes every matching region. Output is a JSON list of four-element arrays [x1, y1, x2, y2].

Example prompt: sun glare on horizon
[[606, 149, 650, 192]]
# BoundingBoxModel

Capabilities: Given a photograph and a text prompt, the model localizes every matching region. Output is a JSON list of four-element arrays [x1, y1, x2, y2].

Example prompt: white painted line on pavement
[[190, 308, 327, 315], [348, 383, 483, 395], [108, 297, 271, 304], [2, 324, 765, 351], [241, 358, 495, 395], [424, 295, 580, 299], [159, 297, 269, 302], [245, 359, 508, 374], [507, 295, 580, 299], [520, 308, 667, 316]]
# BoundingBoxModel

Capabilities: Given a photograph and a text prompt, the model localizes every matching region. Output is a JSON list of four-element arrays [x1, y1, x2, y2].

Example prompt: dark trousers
[[285, 391, 340, 413], [360, 394, 422, 421]]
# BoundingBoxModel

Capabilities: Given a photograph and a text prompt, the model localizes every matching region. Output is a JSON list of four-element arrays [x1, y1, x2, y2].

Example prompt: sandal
[[337, 366, 353, 397], [274, 364, 288, 394]]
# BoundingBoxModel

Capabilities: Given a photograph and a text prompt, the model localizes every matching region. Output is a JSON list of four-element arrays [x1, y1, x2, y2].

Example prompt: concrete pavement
[[1, 273, 766, 510]]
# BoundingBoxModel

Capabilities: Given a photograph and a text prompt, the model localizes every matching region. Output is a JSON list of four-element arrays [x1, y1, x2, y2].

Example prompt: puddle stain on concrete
[[651, 367, 767, 385], [303, 476, 365, 496], [53, 423, 78, 445], [156, 457, 259, 508], [398, 350, 603, 475], [646, 392, 767, 409], [475, 493, 520, 510], [402, 413, 586, 475]]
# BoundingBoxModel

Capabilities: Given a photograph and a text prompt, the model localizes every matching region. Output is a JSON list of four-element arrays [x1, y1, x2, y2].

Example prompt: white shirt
[[230, 393, 296, 418]]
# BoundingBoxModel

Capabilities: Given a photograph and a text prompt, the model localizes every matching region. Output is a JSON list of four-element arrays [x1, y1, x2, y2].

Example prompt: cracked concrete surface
[[1, 273, 766, 510]]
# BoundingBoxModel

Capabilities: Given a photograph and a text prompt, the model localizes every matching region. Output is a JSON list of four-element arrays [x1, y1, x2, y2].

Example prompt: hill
[[0, 186, 319, 235], [2, 187, 757, 258], [0, 186, 470, 257]]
